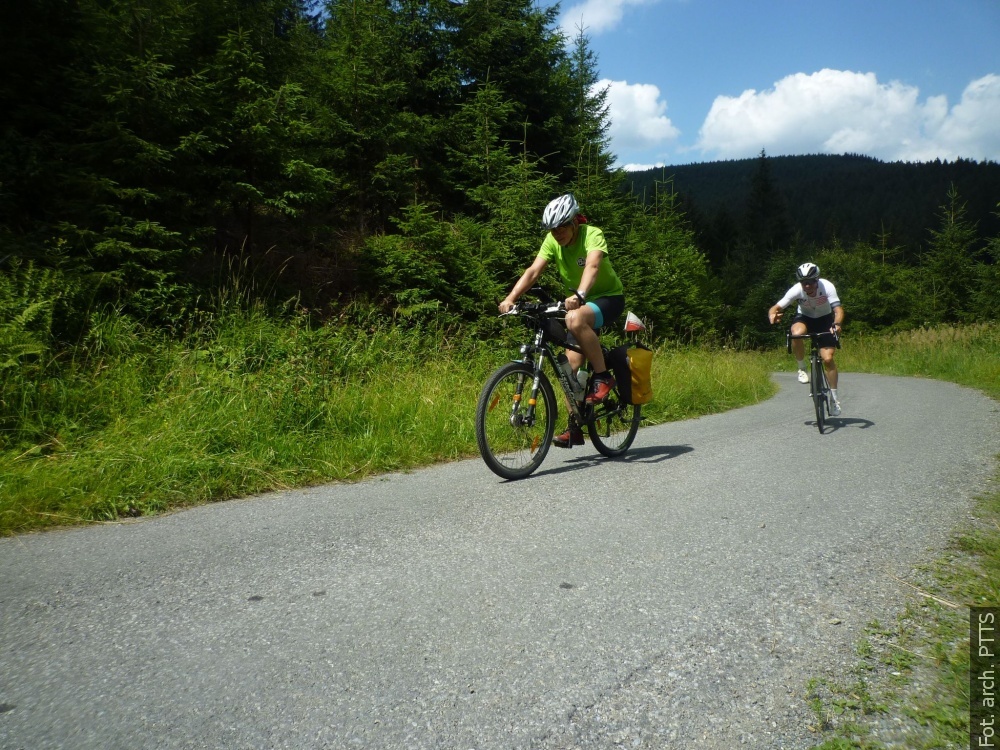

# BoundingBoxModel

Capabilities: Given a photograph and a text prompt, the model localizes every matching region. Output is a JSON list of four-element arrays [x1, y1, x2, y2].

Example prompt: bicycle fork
[[507, 345, 546, 428], [810, 358, 833, 409]]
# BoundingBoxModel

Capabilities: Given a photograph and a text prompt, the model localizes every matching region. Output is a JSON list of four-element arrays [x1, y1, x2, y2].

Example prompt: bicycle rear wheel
[[811, 356, 826, 433], [475, 362, 556, 480], [587, 390, 641, 457]]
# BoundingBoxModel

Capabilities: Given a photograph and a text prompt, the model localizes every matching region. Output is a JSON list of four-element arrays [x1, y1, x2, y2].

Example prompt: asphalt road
[[2, 372, 998, 749]]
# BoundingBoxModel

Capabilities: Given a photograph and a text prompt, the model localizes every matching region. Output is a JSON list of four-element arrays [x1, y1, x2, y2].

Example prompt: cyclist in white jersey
[[767, 262, 845, 415]]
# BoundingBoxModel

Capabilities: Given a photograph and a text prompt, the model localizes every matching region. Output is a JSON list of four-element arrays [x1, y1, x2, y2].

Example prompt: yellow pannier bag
[[627, 344, 653, 405]]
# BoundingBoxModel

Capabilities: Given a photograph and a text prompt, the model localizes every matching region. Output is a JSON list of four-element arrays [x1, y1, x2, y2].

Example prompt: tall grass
[[650, 346, 778, 421], [0, 302, 490, 532], [841, 322, 1000, 399], [0, 300, 777, 535]]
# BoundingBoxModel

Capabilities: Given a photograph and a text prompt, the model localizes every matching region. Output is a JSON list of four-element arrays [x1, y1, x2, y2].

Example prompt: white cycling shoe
[[797, 369, 809, 384], [829, 399, 842, 416]]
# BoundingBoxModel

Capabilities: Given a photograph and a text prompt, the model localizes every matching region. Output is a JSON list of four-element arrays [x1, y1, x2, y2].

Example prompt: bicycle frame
[[475, 288, 642, 479], [787, 330, 840, 433], [512, 315, 588, 426]]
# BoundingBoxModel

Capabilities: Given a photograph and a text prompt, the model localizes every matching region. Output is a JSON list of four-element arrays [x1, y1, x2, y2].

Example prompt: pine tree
[[744, 149, 792, 254], [205, 22, 329, 250], [0, 0, 85, 263], [922, 185, 981, 322], [564, 29, 620, 204], [972, 202, 1000, 315], [320, 0, 455, 233], [616, 187, 720, 341], [451, 0, 571, 177]]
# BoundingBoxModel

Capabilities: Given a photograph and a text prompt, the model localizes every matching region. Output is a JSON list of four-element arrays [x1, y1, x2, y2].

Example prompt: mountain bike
[[475, 288, 641, 480], [787, 330, 840, 434]]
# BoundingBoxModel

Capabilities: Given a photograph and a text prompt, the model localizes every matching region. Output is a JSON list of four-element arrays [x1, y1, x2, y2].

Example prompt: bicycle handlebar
[[787, 332, 839, 339], [499, 285, 566, 318], [500, 300, 565, 317], [786, 329, 841, 352]]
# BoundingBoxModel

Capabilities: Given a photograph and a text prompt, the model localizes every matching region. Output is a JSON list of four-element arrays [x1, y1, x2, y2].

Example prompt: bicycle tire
[[587, 390, 641, 457], [475, 362, 556, 480], [812, 356, 826, 433], [819, 360, 833, 426]]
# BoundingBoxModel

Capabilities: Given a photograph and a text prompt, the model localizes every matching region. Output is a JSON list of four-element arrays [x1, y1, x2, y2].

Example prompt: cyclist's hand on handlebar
[[498, 299, 516, 314], [564, 295, 582, 311]]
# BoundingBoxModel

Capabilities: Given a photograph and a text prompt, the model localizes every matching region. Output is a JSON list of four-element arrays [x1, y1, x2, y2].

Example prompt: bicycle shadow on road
[[808, 417, 876, 433], [531, 444, 695, 479]]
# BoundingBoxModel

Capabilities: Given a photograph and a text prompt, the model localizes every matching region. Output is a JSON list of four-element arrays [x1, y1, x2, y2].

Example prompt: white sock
[[830, 388, 839, 401], [797, 360, 807, 370]]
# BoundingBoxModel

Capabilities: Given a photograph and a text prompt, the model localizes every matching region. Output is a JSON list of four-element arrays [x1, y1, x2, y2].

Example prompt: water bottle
[[576, 368, 589, 399], [558, 353, 585, 400], [556, 353, 573, 384]]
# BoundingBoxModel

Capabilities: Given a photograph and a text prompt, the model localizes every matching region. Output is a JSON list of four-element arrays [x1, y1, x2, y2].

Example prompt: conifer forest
[[3, 0, 999, 360]]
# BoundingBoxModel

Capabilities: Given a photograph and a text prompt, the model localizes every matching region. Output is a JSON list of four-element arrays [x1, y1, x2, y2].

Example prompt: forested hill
[[625, 154, 1000, 254]]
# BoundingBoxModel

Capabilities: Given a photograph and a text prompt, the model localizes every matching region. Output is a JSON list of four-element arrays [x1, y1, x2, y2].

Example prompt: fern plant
[[0, 260, 62, 370]]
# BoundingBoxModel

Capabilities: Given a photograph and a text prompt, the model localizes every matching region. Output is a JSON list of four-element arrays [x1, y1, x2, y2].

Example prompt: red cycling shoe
[[552, 424, 585, 448], [585, 375, 616, 404]]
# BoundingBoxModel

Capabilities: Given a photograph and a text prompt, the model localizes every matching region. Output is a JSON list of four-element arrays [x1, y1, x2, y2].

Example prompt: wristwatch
[[574, 290, 587, 303]]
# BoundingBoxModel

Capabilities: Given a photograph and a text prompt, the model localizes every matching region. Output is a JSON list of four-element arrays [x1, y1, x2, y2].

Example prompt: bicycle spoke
[[588, 397, 641, 457], [476, 363, 555, 479]]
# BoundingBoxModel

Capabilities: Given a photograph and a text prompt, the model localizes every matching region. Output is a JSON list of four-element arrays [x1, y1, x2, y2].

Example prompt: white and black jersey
[[776, 279, 841, 318]]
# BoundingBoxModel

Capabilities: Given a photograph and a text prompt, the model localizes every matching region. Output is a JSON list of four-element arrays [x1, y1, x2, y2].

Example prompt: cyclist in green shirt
[[499, 194, 626, 447]]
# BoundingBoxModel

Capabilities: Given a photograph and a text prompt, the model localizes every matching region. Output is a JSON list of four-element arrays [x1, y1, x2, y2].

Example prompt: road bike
[[787, 330, 840, 434], [475, 288, 641, 480]]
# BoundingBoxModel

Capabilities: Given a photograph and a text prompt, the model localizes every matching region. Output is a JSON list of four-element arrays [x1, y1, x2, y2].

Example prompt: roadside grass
[[649, 344, 778, 423], [841, 323, 1000, 399], [805, 322, 1000, 749], [0, 308, 497, 533], [0, 307, 775, 535]]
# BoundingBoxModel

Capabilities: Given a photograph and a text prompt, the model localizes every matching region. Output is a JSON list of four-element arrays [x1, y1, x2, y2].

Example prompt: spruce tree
[[922, 185, 980, 323], [744, 149, 792, 255], [451, 0, 571, 177]]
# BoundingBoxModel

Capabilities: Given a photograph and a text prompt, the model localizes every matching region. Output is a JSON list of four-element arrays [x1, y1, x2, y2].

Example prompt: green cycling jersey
[[537, 224, 624, 300]]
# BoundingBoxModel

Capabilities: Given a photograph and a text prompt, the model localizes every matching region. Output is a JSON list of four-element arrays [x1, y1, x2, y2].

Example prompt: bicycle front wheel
[[811, 356, 826, 433], [588, 395, 641, 457], [475, 362, 556, 480]]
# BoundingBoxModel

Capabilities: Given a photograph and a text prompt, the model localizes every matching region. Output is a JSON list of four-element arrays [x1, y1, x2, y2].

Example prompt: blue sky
[[542, 0, 1000, 169]]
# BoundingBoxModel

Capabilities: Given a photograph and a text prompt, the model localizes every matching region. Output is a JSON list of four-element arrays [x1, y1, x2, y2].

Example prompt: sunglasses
[[801, 279, 818, 286]]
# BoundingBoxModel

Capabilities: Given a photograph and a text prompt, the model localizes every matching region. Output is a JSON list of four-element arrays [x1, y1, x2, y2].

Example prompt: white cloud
[[621, 161, 668, 172], [559, 0, 658, 36], [597, 79, 680, 162], [924, 74, 1000, 161], [695, 70, 1000, 163]]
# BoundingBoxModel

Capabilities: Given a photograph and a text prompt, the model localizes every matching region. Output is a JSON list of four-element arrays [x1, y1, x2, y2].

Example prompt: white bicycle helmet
[[541, 193, 579, 230], [796, 262, 820, 281]]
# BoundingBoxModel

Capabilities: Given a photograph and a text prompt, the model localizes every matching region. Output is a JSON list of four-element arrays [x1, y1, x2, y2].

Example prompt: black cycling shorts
[[792, 311, 838, 348], [558, 295, 626, 347], [586, 295, 625, 330]]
